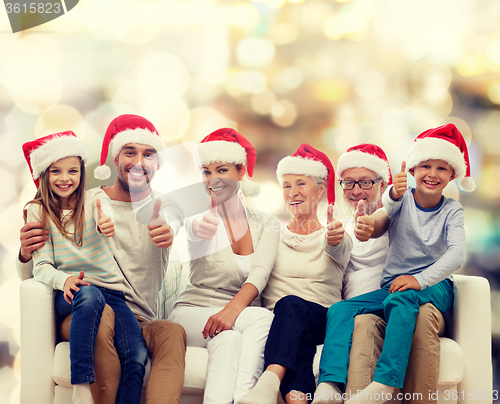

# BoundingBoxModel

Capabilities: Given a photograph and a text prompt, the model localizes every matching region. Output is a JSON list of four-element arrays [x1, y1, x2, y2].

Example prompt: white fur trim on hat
[[94, 165, 112, 180], [276, 156, 328, 184], [337, 150, 390, 184], [30, 136, 89, 180], [406, 137, 466, 180], [241, 175, 261, 197], [194, 141, 247, 167], [110, 128, 166, 158]]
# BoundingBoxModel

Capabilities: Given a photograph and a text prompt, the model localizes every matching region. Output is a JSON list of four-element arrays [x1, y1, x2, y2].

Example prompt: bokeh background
[[0, 0, 499, 402]]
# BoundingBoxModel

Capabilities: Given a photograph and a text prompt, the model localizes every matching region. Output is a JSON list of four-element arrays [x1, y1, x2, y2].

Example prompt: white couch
[[20, 274, 493, 404]]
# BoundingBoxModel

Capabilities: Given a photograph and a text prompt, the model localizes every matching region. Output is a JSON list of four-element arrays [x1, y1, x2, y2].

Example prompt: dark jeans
[[55, 285, 148, 404], [264, 295, 328, 400]]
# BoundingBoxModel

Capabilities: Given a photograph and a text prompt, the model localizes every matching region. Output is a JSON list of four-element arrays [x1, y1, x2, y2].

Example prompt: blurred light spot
[[442, 181, 459, 201], [410, 60, 451, 101], [140, 97, 190, 141], [136, 53, 189, 98], [0, 167, 16, 207], [182, 107, 236, 144], [236, 70, 268, 94], [13, 76, 62, 115], [0, 35, 60, 92], [411, 92, 453, 123], [456, 54, 488, 77], [236, 38, 275, 68], [271, 100, 298, 127], [354, 70, 385, 100], [487, 82, 500, 104], [269, 23, 300, 45], [477, 163, 500, 199], [312, 80, 350, 103], [476, 111, 500, 156], [272, 67, 304, 93], [231, 3, 261, 28], [0, 203, 25, 253], [0, 279, 21, 327], [20, 175, 37, 207], [35, 105, 85, 139], [251, 90, 277, 115], [246, 180, 284, 215], [108, 0, 159, 44], [289, 1, 333, 32], [258, 0, 286, 8]]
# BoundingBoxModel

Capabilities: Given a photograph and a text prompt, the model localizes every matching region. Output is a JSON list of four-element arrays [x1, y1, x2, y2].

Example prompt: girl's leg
[[104, 289, 148, 404], [55, 285, 106, 385]]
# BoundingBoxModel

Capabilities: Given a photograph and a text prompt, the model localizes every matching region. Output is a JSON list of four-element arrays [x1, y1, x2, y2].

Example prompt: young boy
[[313, 123, 475, 404]]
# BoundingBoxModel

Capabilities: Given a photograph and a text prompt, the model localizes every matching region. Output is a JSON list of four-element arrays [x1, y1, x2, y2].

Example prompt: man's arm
[[355, 207, 389, 241], [17, 211, 49, 280]]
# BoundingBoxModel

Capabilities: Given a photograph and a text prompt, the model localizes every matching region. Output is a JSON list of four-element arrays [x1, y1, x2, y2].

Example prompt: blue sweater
[[381, 186, 465, 290]]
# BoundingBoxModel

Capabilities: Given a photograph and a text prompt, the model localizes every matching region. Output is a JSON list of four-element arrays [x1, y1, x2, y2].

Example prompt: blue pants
[[318, 279, 453, 389], [265, 295, 328, 400], [55, 285, 148, 404]]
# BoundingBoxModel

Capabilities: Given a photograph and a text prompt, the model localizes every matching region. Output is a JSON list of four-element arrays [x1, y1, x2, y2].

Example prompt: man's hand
[[148, 198, 173, 248], [389, 275, 420, 293], [96, 199, 115, 238], [19, 208, 48, 263], [63, 271, 91, 304], [354, 200, 375, 242], [326, 204, 344, 246], [202, 306, 238, 339], [390, 161, 407, 200]]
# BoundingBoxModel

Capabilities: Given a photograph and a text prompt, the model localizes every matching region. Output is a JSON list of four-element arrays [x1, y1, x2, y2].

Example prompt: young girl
[[23, 131, 148, 404]]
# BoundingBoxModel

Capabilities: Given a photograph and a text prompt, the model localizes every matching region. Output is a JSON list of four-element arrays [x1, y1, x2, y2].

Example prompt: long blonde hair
[[26, 158, 86, 247]]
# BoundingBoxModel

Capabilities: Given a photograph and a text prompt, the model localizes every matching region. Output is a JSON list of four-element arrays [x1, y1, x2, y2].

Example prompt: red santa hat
[[337, 143, 393, 186], [94, 114, 165, 180], [406, 123, 475, 192], [276, 143, 335, 205], [194, 128, 260, 197], [22, 131, 89, 188]]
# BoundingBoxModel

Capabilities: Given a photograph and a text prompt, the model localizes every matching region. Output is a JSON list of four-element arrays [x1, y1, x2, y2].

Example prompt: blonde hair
[[25, 158, 86, 247]]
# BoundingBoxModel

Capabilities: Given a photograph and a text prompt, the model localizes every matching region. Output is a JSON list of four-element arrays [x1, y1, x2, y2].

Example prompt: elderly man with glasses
[[313, 144, 444, 404]]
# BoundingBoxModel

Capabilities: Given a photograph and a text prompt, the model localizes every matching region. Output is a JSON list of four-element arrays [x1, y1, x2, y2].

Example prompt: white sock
[[344, 382, 394, 404], [72, 383, 94, 404], [312, 382, 344, 404], [235, 370, 281, 404]]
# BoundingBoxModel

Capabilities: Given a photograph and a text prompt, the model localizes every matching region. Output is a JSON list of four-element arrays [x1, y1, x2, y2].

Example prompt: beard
[[117, 169, 151, 198]]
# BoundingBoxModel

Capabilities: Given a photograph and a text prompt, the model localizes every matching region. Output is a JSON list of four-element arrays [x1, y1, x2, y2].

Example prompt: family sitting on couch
[[17, 114, 474, 404]]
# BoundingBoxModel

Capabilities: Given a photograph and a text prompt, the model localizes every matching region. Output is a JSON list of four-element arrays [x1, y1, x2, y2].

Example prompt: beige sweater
[[261, 227, 352, 310], [174, 207, 280, 308]]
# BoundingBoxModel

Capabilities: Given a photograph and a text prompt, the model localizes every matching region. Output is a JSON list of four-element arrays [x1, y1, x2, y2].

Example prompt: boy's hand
[[389, 275, 420, 293], [19, 208, 49, 262], [354, 200, 375, 242], [148, 198, 173, 248], [63, 271, 91, 304], [97, 199, 115, 237], [390, 161, 407, 200], [326, 204, 344, 246]]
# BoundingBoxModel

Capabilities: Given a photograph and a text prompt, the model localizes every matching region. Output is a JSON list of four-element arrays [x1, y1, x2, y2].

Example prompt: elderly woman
[[237, 144, 352, 404], [168, 128, 280, 404]]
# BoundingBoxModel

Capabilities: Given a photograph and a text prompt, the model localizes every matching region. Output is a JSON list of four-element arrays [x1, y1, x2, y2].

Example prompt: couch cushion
[[183, 346, 208, 394], [437, 337, 463, 386]]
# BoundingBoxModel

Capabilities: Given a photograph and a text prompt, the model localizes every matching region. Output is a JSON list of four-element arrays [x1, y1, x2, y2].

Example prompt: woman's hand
[[195, 209, 220, 240], [389, 275, 420, 293], [63, 271, 91, 304], [202, 306, 239, 339]]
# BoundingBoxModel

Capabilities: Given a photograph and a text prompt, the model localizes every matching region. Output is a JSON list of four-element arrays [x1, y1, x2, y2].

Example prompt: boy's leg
[[318, 288, 388, 389], [60, 305, 121, 404], [403, 303, 445, 404], [105, 290, 148, 404], [374, 280, 453, 388], [137, 318, 187, 404], [55, 285, 106, 385], [345, 314, 386, 395]]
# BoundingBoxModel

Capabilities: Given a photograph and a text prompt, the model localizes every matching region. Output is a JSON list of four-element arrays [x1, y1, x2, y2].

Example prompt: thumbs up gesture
[[148, 198, 173, 248], [390, 161, 407, 200], [194, 207, 220, 240], [354, 200, 375, 242], [97, 199, 115, 237], [325, 204, 344, 246]]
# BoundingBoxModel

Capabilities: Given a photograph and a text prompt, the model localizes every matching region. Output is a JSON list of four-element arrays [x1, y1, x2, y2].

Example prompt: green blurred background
[[0, 0, 499, 402]]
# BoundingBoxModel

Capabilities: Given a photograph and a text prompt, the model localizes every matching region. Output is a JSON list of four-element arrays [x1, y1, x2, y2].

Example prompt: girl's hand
[[63, 271, 90, 304], [97, 199, 115, 237], [390, 161, 407, 200], [389, 275, 420, 293], [202, 306, 238, 339]]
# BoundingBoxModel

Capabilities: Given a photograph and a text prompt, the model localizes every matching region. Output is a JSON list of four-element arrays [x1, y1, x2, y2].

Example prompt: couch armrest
[[451, 275, 493, 403], [20, 279, 57, 404]]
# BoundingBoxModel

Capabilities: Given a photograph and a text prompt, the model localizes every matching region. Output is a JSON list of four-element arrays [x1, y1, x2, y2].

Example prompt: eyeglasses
[[339, 178, 382, 190]]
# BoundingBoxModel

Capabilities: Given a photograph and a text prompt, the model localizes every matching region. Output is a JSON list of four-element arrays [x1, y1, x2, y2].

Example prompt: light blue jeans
[[318, 279, 453, 389], [55, 285, 148, 404]]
